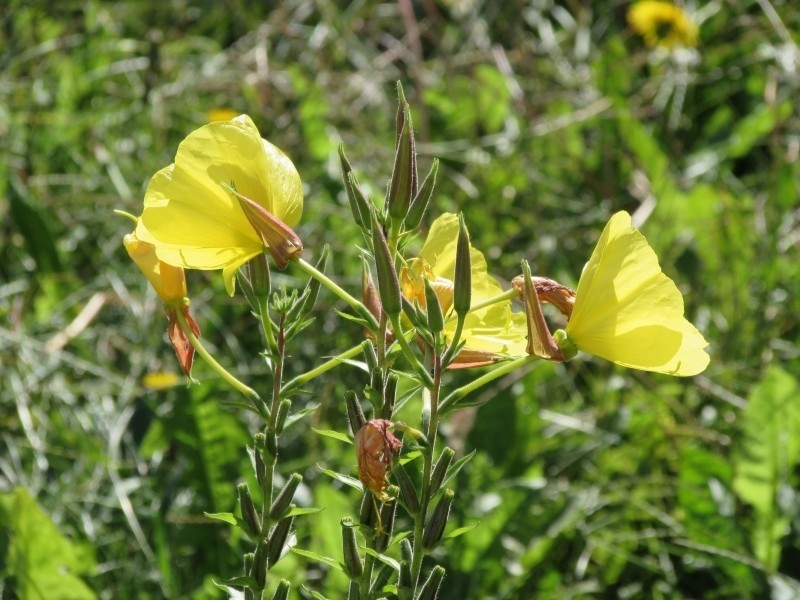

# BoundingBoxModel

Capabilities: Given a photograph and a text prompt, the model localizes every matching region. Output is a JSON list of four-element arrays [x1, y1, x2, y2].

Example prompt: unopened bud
[[553, 329, 579, 361], [417, 566, 446, 600], [232, 187, 303, 269], [254, 434, 267, 488], [381, 372, 399, 419], [424, 278, 445, 333], [345, 391, 367, 437], [270, 473, 303, 520], [429, 447, 455, 497], [362, 339, 378, 373], [511, 274, 575, 319], [404, 159, 438, 232], [341, 517, 364, 578], [387, 102, 416, 222], [275, 399, 291, 436], [238, 482, 261, 538], [266, 515, 294, 567], [394, 463, 420, 514], [359, 489, 377, 528], [375, 498, 397, 552], [266, 431, 279, 457], [361, 258, 382, 322], [423, 488, 455, 550], [271, 580, 291, 600], [519, 260, 564, 361], [453, 214, 472, 317], [339, 144, 371, 230], [247, 253, 271, 298], [251, 541, 268, 588], [371, 213, 402, 317]]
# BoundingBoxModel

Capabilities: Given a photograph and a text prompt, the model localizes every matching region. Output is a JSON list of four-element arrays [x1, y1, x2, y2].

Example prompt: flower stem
[[438, 355, 537, 414], [173, 308, 261, 403], [389, 313, 434, 387], [282, 343, 364, 394], [295, 257, 379, 331], [468, 288, 518, 313]]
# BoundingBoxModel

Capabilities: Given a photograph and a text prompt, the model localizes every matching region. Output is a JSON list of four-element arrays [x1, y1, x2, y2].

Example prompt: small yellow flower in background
[[135, 114, 304, 296], [123, 230, 201, 377], [628, 1, 698, 49], [402, 213, 527, 366], [206, 108, 239, 122], [142, 371, 181, 390], [561, 211, 709, 376]]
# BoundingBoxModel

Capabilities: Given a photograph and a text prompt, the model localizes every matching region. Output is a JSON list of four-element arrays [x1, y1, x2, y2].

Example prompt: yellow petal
[[123, 231, 186, 303], [566, 211, 709, 376], [420, 213, 527, 355], [136, 115, 302, 295]]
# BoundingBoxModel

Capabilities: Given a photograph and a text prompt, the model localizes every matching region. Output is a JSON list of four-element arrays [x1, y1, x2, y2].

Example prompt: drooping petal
[[566, 211, 709, 376], [123, 231, 186, 304]]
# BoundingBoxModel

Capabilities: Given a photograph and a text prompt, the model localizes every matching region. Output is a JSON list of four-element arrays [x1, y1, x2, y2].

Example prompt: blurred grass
[[2, 0, 800, 598]]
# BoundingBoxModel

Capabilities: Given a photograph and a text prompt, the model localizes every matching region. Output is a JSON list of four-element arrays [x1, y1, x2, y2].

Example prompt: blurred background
[[2, 0, 799, 598]]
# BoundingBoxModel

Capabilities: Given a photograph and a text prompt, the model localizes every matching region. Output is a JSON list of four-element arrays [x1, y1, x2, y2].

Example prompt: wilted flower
[[355, 419, 402, 501], [124, 231, 201, 377], [628, 1, 698, 49], [401, 213, 527, 366], [135, 114, 303, 296], [523, 211, 709, 376]]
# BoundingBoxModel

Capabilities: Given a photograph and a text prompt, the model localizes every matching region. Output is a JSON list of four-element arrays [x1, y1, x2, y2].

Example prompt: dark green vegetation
[[2, 1, 799, 598]]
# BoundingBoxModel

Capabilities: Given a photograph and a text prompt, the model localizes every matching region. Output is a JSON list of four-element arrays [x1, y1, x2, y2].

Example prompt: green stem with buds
[[173, 307, 261, 403], [389, 314, 434, 387], [295, 257, 379, 331], [468, 288, 518, 313]]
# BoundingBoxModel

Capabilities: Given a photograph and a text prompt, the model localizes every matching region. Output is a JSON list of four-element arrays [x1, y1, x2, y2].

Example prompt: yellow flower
[[562, 211, 709, 376], [206, 108, 239, 122], [135, 114, 303, 296], [402, 213, 527, 364], [628, 1, 698, 49]]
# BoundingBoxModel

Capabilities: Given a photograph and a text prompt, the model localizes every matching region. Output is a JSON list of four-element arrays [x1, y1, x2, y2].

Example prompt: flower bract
[[402, 213, 527, 364], [563, 211, 709, 376], [135, 114, 303, 296]]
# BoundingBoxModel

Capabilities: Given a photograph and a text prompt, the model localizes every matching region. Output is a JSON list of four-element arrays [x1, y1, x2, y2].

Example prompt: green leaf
[[312, 428, 353, 444], [362, 547, 400, 572], [203, 512, 238, 526], [301, 586, 332, 600], [283, 506, 326, 518], [732, 366, 800, 569], [213, 575, 260, 589], [282, 405, 321, 431], [439, 450, 476, 490], [0, 487, 97, 599], [318, 467, 364, 492], [291, 548, 345, 572], [441, 521, 479, 541]]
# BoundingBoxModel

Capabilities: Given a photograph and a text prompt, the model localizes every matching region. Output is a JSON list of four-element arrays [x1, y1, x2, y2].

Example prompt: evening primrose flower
[[135, 114, 303, 296], [401, 213, 527, 366], [522, 211, 709, 376], [124, 231, 201, 377], [628, 1, 698, 49]]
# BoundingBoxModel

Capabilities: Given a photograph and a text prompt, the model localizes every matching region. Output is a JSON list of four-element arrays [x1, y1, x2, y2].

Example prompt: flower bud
[[429, 447, 455, 497], [375, 498, 397, 553], [233, 189, 303, 269], [354, 419, 402, 501], [381, 372, 399, 419], [362, 339, 378, 373], [345, 391, 367, 437], [371, 213, 402, 317], [166, 305, 200, 377], [266, 515, 294, 567], [453, 214, 472, 317], [394, 463, 420, 514], [423, 488, 455, 550], [519, 260, 564, 361], [275, 398, 291, 436], [270, 473, 303, 520], [424, 278, 445, 333], [553, 329, 579, 361], [270, 580, 291, 600], [387, 101, 416, 222], [370, 563, 396, 596], [247, 253, 271, 298], [265, 431, 279, 457], [359, 489, 377, 528], [238, 482, 261, 538], [253, 433, 267, 488], [404, 158, 438, 232], [417, 566, 446, 600], [341, 517, 364, 578], [339, 143, 371, 230], [361, 257, 382, 323], [251, 541, 268, 588]]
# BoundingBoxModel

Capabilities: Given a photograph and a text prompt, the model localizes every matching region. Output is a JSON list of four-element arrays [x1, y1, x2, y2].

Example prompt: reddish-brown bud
[[354, 419, 402, 501], [235, 192, 303, 269]]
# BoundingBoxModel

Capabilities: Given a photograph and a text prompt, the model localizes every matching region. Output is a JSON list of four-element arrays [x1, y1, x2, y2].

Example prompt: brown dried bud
[[511, 274, 576, 319], [354, 419, 402, 501], [234, 191, 303, 269], [167, 305, 200, 377]]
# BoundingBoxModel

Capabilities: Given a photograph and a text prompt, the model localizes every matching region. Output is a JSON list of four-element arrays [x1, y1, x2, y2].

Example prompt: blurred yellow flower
[[135, 114, 303, 296], [206, 108, 239, 122], [628, 1, 698, 49], [563, 211, 709, 376], [142, 371, 181, 390], [402, 213, 527, 365]]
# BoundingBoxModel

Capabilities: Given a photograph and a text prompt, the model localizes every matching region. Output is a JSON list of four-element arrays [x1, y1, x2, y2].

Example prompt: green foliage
[[2, 0, 800, 598]]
